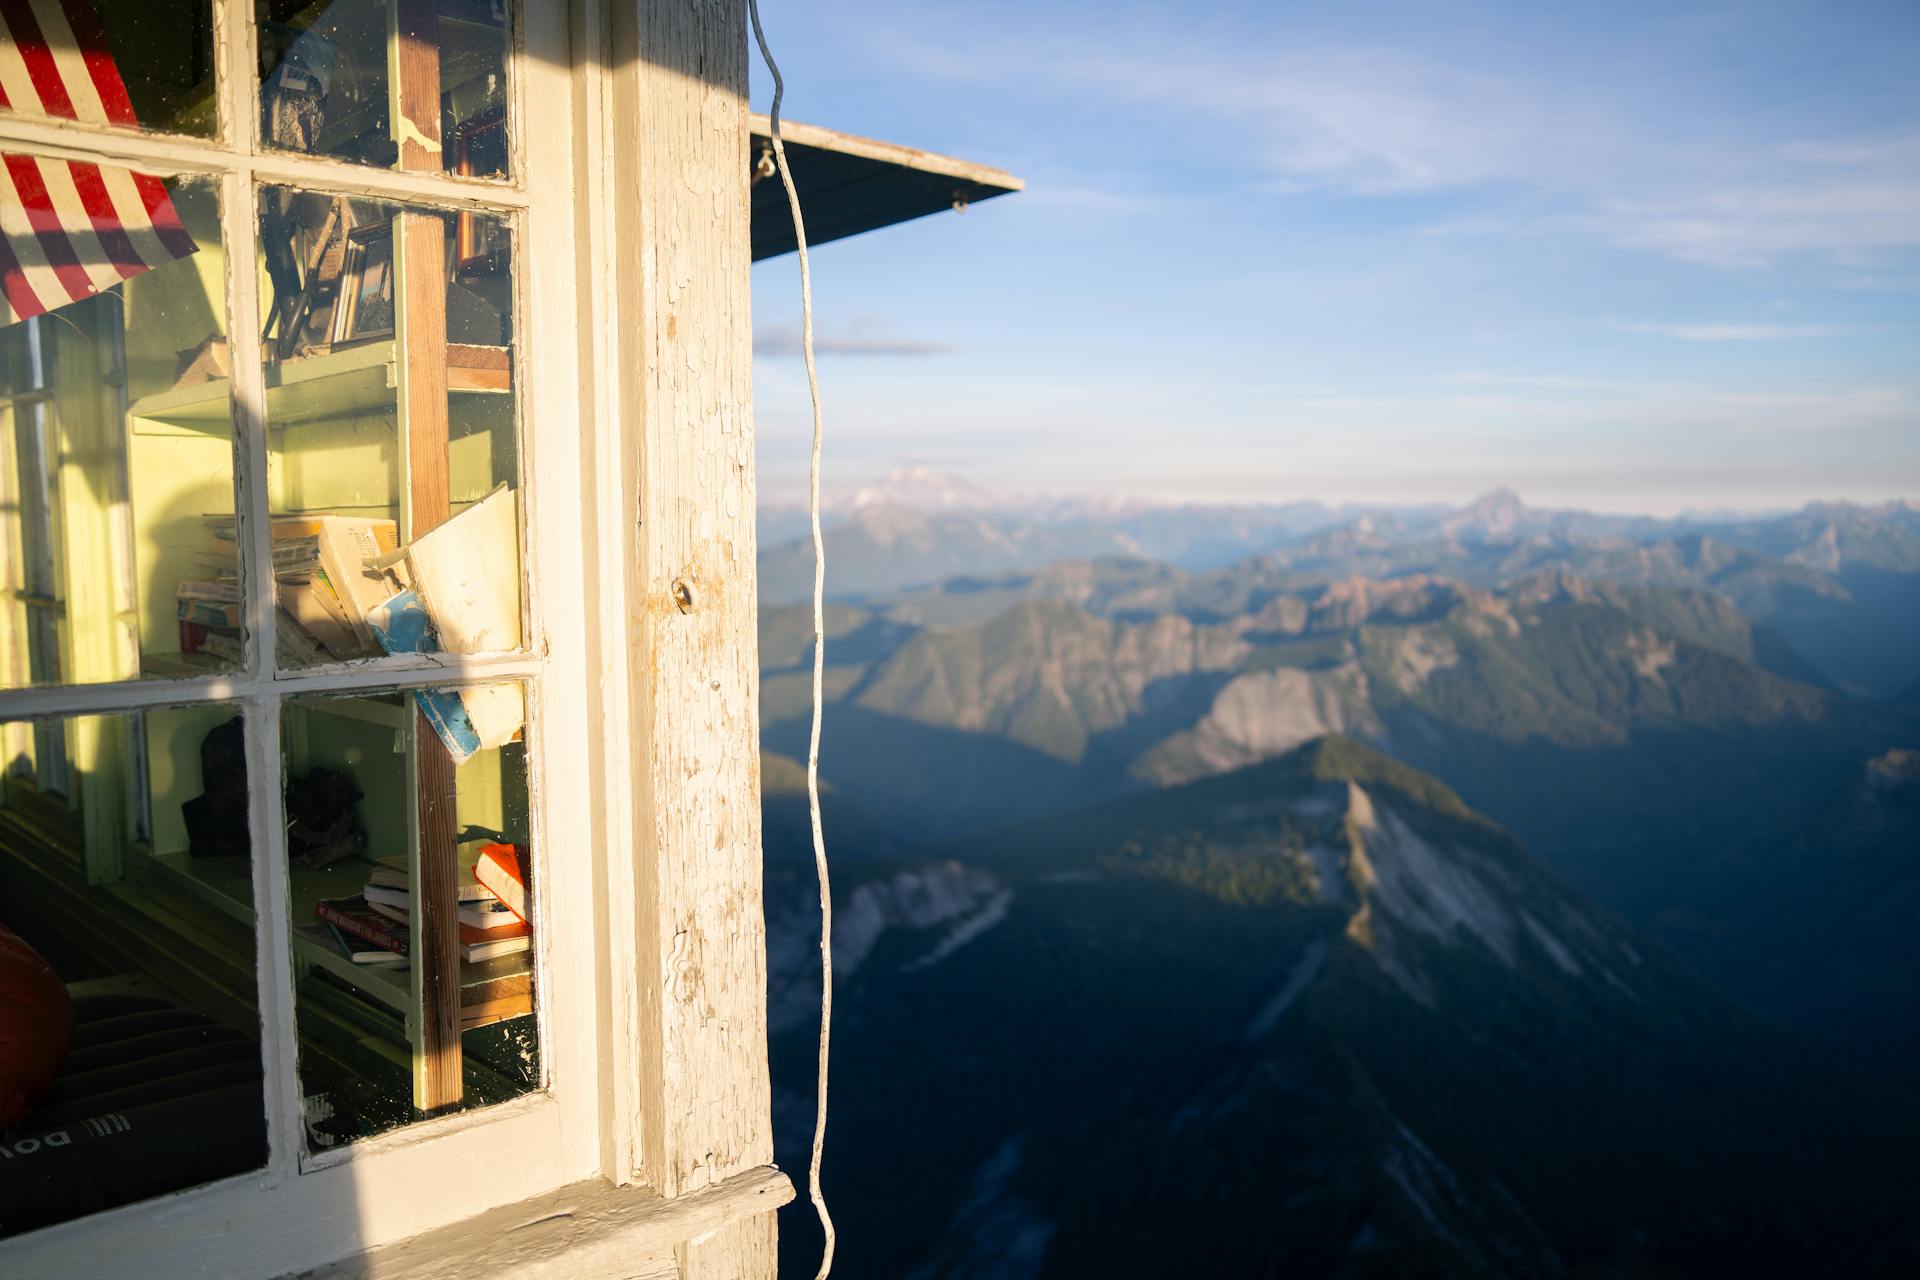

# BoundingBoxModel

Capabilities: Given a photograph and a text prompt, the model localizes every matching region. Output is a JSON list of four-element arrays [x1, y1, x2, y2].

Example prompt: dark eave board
[[749, 115, 1023, 261]]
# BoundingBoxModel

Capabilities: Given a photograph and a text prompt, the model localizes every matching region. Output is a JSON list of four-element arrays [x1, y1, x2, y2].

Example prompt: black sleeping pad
[[1, 992, 268, 1238], [0, 1082, 268, 1237]]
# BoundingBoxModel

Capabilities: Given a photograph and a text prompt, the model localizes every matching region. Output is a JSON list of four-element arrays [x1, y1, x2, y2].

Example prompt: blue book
[[367, 590, 486, 765]]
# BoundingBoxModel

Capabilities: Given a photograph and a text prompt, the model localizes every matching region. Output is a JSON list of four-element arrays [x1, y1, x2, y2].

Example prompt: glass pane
[[281, 681, 536, 1150], [257, 187, 521, 669], [0, 1, 216, 138], [0, 706, 265, 1239], [0, 164, 238, 689], [258, 0, 512, 179]]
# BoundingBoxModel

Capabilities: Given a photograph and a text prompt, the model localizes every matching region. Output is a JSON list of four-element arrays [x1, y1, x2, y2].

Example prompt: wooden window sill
[[287, 1165, 794, 1279]]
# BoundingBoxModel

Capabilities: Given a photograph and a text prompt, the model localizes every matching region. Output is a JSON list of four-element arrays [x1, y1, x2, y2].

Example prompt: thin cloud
[[1443, 371, 1642, 391], [1434, 383, 1916, 435], [755, 325, 955, 358], [1613, 322, 1846, 341]]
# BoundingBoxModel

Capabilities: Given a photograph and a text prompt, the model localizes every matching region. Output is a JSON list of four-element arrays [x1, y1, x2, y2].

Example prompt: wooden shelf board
[[129, 342, 510, 435], [141, 651, 240, 679], [289, 691, 412, 730]]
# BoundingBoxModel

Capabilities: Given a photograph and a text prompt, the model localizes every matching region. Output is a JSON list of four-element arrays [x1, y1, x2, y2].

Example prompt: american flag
[[0, 0, 198, 325]]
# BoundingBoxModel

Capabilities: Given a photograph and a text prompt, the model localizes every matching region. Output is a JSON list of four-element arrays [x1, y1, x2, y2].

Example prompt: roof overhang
[[749, 115, 1023, 261]]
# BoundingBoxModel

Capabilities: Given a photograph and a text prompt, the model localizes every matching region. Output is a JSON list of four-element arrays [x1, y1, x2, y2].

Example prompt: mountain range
[[765, 565, 1910, 891], [755, 480, 1920, 1275], [760, 480, 1920, 697]]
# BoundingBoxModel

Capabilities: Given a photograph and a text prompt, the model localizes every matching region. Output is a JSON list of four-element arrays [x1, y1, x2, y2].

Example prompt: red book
[[316, 896, 408, 958], [474, 843, 528, 922], [324, 895, 528, 963]]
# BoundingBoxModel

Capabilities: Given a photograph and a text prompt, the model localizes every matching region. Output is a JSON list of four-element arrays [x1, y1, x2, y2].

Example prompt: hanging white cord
[[747, 3, 836, 1276]]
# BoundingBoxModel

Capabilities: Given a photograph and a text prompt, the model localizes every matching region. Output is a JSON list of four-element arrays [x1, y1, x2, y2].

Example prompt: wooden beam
[[396, 210, 459, 1111], [678, 1215, 776, 1280], [293, 1165, 793, 1280], [744, 115, 1023, 260], [389, 0, 460, 1113], [389, 0, 444, 172], [746, 113, 1023, 191], [397, 214, 452, 527], [610, 0, 774, 1218], [410, 713, 461, 1110], [389, 0, 460, 1108]]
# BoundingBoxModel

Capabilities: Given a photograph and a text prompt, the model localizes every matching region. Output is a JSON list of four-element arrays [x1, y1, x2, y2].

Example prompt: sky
[[746, 0, 1920, 515]]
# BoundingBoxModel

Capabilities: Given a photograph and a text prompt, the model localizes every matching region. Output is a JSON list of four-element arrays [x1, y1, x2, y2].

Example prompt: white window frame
[[0, 4, 608, 1275]]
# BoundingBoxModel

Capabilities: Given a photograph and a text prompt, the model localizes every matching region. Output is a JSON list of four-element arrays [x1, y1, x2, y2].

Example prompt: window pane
[[257, 187, 521, 670], [0, 1, 216, 138], [258, 0, 512, 179], [282, 681, 537, 1150], [0, 706, 266, 1239], [0, 165, 239, 689]]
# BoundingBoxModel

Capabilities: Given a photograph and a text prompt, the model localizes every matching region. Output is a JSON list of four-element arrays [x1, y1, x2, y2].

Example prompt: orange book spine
[[474, 843, 528, 922]]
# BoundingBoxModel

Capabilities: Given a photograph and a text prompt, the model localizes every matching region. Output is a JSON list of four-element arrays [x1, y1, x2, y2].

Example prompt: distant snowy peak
[[1440, 487, 1531, 540], [844, 466, 1015, 514]]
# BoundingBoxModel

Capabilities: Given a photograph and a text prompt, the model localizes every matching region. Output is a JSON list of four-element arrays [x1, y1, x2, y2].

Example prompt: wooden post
[[389, 0, 461, 1111], [610, 0, 774, 1219], [396, 213, 452, 533], [679, 1215, 776, 1279], [388, 0, 445, 172], [410, 705, 462, 1110]]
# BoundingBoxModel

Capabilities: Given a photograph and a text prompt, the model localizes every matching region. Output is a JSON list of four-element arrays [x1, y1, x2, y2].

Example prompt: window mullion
[[224, 174, 303, 1181], [0, 124, 530, 211], [0, 672, 254, 719], [241, 692, 299, 1180], [230, 0, 260, 155], [219, 0, 304, 1174], [0, 653, 547, 723]]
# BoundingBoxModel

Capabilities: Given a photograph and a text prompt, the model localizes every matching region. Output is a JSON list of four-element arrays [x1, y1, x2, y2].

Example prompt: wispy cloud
[[1430, 383, 1916, 435], [1612, 322, 1847, 341], [1586, 140, 1920, 267], [1443, 371, 1646, 391], [755, 325, 954, 358], [852, 14, 1920, 272]]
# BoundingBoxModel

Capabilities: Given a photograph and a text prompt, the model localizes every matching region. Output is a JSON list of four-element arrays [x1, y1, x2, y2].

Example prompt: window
[[0, 0, 595, 1262]]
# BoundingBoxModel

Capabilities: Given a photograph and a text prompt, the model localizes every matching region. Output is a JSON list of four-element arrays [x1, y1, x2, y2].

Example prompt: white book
[[363, 882, 518, 930], [381, 486, 526, 753]]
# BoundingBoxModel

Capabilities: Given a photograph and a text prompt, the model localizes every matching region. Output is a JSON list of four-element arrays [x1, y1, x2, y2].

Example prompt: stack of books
[[176, 514, 407, 664], [316, 843, 529, 967]]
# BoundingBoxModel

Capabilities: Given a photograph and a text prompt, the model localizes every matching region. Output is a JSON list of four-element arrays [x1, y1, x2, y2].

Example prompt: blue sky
[[747, 0, 1920, 515]]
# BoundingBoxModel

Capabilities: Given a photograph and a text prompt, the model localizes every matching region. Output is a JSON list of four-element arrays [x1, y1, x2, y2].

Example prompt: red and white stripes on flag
[[0, 0, 197, 325]]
